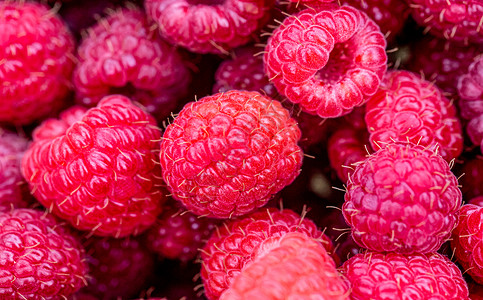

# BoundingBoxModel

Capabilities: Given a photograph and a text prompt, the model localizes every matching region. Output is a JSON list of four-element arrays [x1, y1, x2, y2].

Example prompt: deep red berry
[[470, 196, 483, 206], [460, 157, 483, 200]]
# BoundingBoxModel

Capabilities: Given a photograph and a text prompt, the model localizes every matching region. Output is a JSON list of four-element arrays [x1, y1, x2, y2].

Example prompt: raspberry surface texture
[[342, 252, 470, 299], [264, 5, 387, 118], [21, 95, 164, 237], [0, 1, 75, 125], [0, 208, 88, 299], [200, 208, 335, 299], [73, 6, 191, 121], [220, 232, 349, 300], [144, 0, 274, 54], [365, 70, 463, 161], [160, 90, 303, 218], [343, 142, 462, 253]]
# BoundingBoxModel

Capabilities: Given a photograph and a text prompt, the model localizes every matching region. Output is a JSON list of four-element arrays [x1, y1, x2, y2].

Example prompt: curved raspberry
[[406, 0, 483, 44], [264, 6, 387, 118], [145, 0, 274, 54], [0, 208, 88, 299], [341, 252, 470, 299], [365, 70, 463, 161], [200, 208, 335, 299], [0, 1, 75, 125], [220, 232, 349, 300], [160, 90, 303, 218], [343, 142, 462, 254], [21, 95, 164, 237], [458, 55, 483, 120], [73, 6, 191, 121]]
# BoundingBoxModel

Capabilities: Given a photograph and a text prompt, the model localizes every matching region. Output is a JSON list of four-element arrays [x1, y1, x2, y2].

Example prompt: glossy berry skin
[[200, 208, 336, 300], [73, 7, 190, 121], [160, 90, 303, 218], [342, 252, 470, 299], [0, 208, 88, 299], [220, 232, 349, 300], [21, 95, 164, 237], [0, 1, 75, 125], [451, 204, 483, 284], [343, 142, 462, 254], [145, 0, 274, 54], [264, 6, 387, 118], [365, 70, 463, 161]]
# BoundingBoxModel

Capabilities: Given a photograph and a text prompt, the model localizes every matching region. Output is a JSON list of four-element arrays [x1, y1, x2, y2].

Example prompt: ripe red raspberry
[[0, 208, 88, 299], [406, 0, 483, 44], [343, 142, 462, 254], [200, 208, 336, 299], [365, 70, 463, 161], [73, 6, 191, 121], [145, 205, 218, 262], [220, 232, 349, 300], [451, 204, 483, 284], [160, 90, 303, 218], [144, 0, 274, 54], [264, 5, 387, 118], [460, 156, 483, 200], [21, 95, 165, 237], [0, 1, 75, 125], [470, 196, 483, 206], [341, 252, 470, 299]]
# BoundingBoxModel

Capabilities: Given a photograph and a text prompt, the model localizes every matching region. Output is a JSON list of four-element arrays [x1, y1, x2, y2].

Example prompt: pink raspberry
[[220, 232, 349, 300], [406, 0, 483, 44], [343, 142, 462, 254], [451, 204, 483, 284], [458, 55, 483, 119], [365, 70, 463, 161], [0, 208, 88, 299], [21, 95, 165, 237], [160, 90, 303, 218], [144, 0, 274, 54], [0, 1, 75, 125], [264, 5, 387, 118], [73, 6, 191, 121], [200, 208, 336, 299], [341, 252, 470, 299]]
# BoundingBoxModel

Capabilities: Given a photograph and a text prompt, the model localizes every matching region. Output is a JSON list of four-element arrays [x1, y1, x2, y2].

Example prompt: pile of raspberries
[[0, 0, 482, 299]]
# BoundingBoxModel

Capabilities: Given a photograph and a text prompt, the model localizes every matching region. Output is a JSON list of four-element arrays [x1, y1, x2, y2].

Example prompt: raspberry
[[365, 70, 463, 161], [0, 1, 75, 125], [341, 252, 470, 299], [460, 156, 483, 200], [406, 0, 483, 44], [220, 232, 349, 300], [21, 95, 165, 237], [73, 6, 191, 121], [144, 0, 274, 54], [457, 55, 483, 119], [451, 204, 483, 285], [0, 208, 88, 299], [343, 142, 462, 254], [200, 208, 335, 299], [160, 90, 303, 218], [264, 5, 387, 118], [470, 196, 483, 206]]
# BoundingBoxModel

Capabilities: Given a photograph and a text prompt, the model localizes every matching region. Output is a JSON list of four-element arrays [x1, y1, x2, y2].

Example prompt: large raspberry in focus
[[343, 142, 462, 254], [0, 208, 88, 299], [264, 6, 387, 118], [22, 95, 164, 237], [0, 1, 75, 125], [160, 90, 303, 218]]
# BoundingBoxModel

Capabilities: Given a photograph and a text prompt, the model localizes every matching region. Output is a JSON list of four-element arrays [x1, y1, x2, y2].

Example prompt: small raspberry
[[0, 208, 88, 299], [160, 90, 303, 218], [220, 232, 349, 300], [200, 208, 335, 299], [21, 95, 165, 237], [365, 70, 463, 161], [73, 6, 191, 121], [343, 142, 462, 254], [0, 1, 75, 125], [264, 5, 387, 118], [458, 55, 483, 119], [341, 252, 470, 299], [145, 0, 274, 54]]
